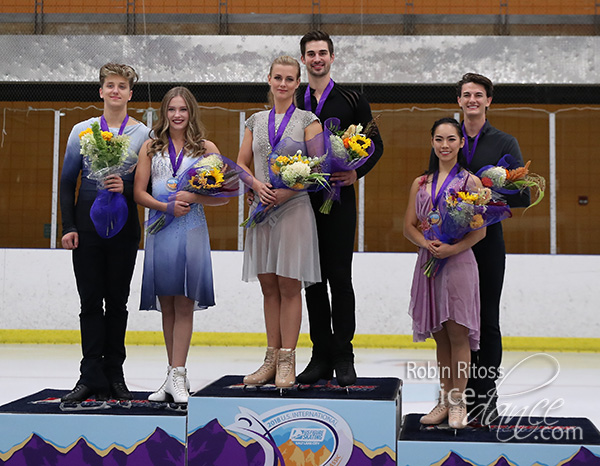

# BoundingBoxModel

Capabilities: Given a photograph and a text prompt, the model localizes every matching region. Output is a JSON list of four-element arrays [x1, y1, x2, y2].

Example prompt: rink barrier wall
[[1, 249, 597, 348], [1, 330, 599, 353]]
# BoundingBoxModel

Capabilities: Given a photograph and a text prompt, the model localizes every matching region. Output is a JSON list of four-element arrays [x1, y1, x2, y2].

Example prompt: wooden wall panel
[[1, 100, 597, 254], [556, 110, 600, 254]]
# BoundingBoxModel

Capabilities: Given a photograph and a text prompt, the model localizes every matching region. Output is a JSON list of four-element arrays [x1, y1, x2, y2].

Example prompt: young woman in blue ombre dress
[[134, 87, 228, 403]]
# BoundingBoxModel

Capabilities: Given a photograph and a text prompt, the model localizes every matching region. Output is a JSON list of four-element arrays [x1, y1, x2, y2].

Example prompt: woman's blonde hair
[[147, 87, 207, 158], [267, 55, 301, 107]]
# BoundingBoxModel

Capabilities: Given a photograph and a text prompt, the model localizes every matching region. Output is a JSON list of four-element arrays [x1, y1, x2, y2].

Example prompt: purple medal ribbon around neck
[[304, 79, 334, 117], [461, 122, 484, 165], [431, 163, 460, 210], [167, 136, 185, 177], [268, 104, 295, 149], [100, 114, 129, 136]]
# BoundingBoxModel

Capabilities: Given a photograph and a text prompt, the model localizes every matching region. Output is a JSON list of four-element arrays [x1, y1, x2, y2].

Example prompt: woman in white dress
[[237, 56, 323, 388]]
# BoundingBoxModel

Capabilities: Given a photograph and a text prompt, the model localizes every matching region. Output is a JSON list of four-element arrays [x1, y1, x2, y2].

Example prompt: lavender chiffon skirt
[[408, 247, 480, 351]]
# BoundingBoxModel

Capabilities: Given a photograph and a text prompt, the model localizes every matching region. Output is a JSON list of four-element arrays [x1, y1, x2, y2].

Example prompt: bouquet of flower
[[320, 117, 378, 214], [422, 185, 511, 278], [80, 120, 136, 238], [146, 153, 251, 235], [241, 135, 330, 228], [80, 121, 132, 174], [476, 154, 546, 211]]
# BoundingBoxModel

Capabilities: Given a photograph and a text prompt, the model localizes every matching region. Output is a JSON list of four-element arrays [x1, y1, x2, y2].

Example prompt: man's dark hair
[[300, 30, 334, 57], [456, 73, 494, 99]]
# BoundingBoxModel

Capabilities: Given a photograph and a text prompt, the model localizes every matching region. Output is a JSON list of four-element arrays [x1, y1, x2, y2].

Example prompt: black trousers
[[468, 222, 505, 407], [72, 230, 139, 391], [305, 186, 357, 364]]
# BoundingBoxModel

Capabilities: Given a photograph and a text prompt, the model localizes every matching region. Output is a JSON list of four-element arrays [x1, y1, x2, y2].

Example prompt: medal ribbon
[[100, 114, 129, 136], [461, 122, 484, 165], [304, 79, 334, 117], [431, 163, 460, 210], [268, 104, 295, 149], [168, 136, 185, 177]]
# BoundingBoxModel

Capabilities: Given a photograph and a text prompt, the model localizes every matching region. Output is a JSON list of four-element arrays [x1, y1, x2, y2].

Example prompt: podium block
[[0, 389, 187, 466], [187, 375, 402, 466], [397, 413, 600, 465]]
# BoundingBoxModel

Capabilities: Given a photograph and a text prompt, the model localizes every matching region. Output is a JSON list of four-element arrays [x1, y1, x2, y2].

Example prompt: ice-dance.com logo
[[407, 353, 583, 442]]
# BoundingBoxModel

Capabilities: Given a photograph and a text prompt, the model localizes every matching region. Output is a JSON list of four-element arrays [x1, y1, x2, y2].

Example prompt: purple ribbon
[[100, 114, 129, 136], [168, 137, 185, 177], [431, 163, 460, 210], [462, 122, 484, 165], [268, 104, 295, 149], [304, 79, 334, 117]]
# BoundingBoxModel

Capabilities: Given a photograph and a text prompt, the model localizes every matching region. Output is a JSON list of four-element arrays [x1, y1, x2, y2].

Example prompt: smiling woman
[[134, 86, 230, 404]]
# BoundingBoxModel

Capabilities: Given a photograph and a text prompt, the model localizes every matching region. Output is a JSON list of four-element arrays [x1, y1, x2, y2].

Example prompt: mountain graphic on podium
[[188, 418, 396, 465], [2, 428, 185, 466]]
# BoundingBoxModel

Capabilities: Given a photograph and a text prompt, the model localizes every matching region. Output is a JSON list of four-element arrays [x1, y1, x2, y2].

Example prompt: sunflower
[[458, 191, 479, 204], [199, 167, 225, 189], [188, 175, 203, 189], [347, 135, 372, 158]]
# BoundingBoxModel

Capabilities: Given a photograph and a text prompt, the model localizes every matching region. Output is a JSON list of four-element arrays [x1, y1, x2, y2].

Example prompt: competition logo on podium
[[227, 404, 354, 466]]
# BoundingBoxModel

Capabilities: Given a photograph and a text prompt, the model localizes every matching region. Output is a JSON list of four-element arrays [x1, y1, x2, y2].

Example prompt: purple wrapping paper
[[146, 153, 251, 235], [90, 189, 128, 239]]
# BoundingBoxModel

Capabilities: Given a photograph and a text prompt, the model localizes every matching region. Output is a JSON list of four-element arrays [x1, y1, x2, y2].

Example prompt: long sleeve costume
[[60, 117, 150, 391], [298, 83, 384, 364]]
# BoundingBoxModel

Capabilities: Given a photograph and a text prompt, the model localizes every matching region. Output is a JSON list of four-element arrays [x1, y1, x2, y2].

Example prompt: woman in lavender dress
[[404, 117, 486, 429]]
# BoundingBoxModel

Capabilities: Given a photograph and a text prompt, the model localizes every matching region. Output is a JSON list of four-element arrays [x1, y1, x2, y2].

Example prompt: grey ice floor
[[1, 344, 599, 429]]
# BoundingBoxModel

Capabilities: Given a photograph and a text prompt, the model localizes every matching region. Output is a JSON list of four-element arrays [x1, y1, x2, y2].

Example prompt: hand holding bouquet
[[241, 135, 330, 228], [320, 117, 378, 213], [476, 154, 545, 211], [422, 185, 511, 278], [80, 120, 136, 238], [146, 153, 251, 234]]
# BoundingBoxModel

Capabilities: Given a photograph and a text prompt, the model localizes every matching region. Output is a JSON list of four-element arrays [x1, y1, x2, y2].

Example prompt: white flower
[[198, 153, 224, 170], [281, 161, 311, 186], [483, 166, 507, 186]]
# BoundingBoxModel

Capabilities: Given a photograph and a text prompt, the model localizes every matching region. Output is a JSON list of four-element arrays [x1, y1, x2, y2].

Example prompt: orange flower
[[506, 160, 531, 182], [470, 214, 484, 229], [343, 138, 350, 149]]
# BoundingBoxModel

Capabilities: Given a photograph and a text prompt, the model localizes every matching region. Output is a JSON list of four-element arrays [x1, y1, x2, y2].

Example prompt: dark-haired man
[[297, 31, 384, 387], [432, 73, 529, 423]]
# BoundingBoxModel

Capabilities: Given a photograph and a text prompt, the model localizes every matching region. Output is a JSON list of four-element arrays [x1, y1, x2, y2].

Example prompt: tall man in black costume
[[431, 73, 530, 422], [296, 31, 384, 387]]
